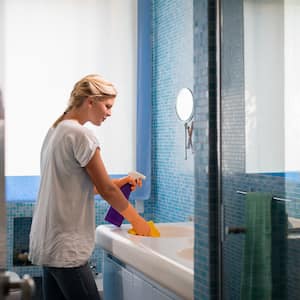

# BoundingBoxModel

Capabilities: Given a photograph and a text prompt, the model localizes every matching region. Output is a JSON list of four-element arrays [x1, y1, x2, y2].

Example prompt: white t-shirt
[[29, 120, 100, 267]]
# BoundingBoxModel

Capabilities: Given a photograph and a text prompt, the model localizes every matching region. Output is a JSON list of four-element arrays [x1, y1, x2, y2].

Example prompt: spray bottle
[[104, 171, 146, 227]]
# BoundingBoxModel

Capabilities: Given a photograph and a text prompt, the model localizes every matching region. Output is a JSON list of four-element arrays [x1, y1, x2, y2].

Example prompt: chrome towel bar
[[236, 190, 292, 202]]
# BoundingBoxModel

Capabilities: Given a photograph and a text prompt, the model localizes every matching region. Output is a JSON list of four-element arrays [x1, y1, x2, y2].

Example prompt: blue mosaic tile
[[152, 0, 194, 224]]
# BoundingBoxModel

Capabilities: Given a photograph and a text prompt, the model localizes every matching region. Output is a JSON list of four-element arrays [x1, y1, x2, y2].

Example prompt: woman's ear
[[87, 96, 94, 107]]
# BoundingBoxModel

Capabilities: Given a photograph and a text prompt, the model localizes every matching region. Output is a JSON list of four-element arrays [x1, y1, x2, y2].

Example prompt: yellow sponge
[[128, 220, 160, 237]]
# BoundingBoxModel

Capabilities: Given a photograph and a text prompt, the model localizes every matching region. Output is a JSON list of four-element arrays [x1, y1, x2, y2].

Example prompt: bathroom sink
[[177, 247, 194, 261], [157, 223, 194, 238], [95, 222, 194, 299]]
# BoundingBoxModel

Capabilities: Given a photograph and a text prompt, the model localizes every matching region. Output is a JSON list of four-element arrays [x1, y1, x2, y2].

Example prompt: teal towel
[[241, 192, 272, 300]]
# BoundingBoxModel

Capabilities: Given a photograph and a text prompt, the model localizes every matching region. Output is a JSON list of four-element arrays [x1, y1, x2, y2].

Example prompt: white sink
[[95, 222, 194, 300], [177, 247, 194, 261], [157, 224, 194, 238]]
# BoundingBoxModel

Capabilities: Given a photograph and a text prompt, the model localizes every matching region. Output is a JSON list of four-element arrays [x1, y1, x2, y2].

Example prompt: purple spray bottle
[[104, 171, 146, 227]]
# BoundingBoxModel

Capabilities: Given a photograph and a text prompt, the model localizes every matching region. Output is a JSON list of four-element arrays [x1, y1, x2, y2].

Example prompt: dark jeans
[[43, 262, 101, 300]]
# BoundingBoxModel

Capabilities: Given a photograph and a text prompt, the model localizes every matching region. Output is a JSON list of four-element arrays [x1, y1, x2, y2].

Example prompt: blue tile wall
[[6, 176, 40, 202], [6, 202, 41, 277], [151, 0, 194, 223], [13, 217, 32, 266], [194, 0, 220, 299]]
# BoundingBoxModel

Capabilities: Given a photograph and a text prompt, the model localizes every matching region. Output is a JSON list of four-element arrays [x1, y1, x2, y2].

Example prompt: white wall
[[0, 0, 4, 89], [284, 0, 300, 171], [244, 0, 284, 173], [3, 0, 137, 176], [245, 0, 300, 173]]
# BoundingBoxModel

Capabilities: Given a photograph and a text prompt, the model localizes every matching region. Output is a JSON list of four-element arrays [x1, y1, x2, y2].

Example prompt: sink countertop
[[95, 222, 194, 300]]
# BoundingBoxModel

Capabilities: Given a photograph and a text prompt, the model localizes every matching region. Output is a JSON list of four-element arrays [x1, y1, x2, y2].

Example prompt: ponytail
[[52, 104, 73, 128], [52, 112, 67, 128]]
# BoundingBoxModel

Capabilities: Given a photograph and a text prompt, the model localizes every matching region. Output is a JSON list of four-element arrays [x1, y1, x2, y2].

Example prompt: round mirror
[[175, 88, 194, 122]]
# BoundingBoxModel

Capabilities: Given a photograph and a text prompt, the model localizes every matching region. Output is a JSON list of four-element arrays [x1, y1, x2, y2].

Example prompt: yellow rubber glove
[[116, 176, 142, 191], [128, 221, 160, 237], [120, 203, 151, 236]]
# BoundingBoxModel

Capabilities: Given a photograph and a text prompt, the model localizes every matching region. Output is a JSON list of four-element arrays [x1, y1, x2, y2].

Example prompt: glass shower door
[[221, 0, 300, 299]]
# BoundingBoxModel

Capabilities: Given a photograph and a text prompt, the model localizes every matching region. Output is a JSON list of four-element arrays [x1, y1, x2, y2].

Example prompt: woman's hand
[[131, 216, 151, 236], [120, 203, 151, 236], [114, 175, 142, 191]]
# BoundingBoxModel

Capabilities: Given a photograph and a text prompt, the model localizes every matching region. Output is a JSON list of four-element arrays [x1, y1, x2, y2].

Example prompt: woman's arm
[[93, 175, 141, 195], [85, 148, 150, 235], [93, 179, 121, 195]]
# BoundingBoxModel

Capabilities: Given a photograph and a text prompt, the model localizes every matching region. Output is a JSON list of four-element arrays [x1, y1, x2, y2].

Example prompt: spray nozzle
[[128, 171, 146, 181]]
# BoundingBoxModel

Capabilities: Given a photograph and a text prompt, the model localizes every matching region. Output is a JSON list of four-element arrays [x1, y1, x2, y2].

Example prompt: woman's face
[[89, 97, 115, 126]]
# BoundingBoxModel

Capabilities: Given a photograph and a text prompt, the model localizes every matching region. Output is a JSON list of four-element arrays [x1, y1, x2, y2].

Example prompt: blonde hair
[[53, 74, 117, 127]]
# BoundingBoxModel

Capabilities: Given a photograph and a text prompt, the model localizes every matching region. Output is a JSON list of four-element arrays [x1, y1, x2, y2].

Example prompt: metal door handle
[[0, 273, 35, 300], [225, 226, 246, 235]]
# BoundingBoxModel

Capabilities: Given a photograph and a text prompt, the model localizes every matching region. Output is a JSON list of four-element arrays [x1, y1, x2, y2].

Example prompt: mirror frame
[[175, 88, 194, 123]]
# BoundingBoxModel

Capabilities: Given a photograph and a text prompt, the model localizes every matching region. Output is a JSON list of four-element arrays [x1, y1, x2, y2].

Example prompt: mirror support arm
[[184, 122, 188, 160], [184, 121, 194, 160]]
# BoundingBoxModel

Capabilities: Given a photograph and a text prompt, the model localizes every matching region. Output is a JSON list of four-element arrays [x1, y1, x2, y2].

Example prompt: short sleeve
[[72, 129, 100, 167]]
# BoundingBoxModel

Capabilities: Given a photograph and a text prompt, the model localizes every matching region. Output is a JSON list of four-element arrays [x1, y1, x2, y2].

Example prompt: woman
[[29, 74, 150, 300]]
